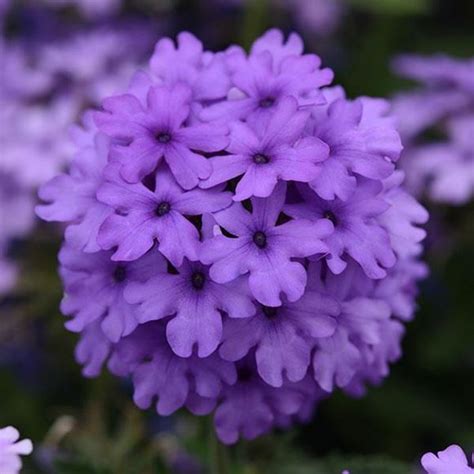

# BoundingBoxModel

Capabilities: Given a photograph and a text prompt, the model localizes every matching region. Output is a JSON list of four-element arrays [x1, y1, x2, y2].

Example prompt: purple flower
[[0, 426, 33, 474], [372, 258, 427, 322], [37, 114, 113, 253], [201, 184, 332, 305], [111, 322, 236, 416], [393, 54, 474, 95], [285, 180, 396, 279], [214, 360, 318, 444], [201, 96, 328, 200], [421, 445, 474, 474], [1, 99, 76, 189], [378, 170, 428, 258], [149, 32, 231, 104], [288, 0, 345, 37], [125, 259, 255, 358], [309, 91, 402, 201], [94, 83, 229, 189], [201, 29, 333, 124], [392, 53, 474, 205], [307, 261, 403, 393], [392, 54, 474, 140], [75, 320, 112, 377], [97, 167, 231, 265], [403, 115, 474, 204], [59, 245, 166, 343], [219, 291, 338, 387]]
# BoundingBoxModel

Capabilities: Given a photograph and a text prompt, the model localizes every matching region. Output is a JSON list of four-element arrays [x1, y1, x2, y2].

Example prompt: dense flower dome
[[37, 29, 428, 443]]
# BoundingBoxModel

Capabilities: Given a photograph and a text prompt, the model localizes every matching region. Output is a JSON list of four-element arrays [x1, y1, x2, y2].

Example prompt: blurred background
[[1, 0, 473, 472]]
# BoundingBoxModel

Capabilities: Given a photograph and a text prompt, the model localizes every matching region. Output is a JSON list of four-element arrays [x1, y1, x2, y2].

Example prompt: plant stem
[[209, 422, 231, 474]]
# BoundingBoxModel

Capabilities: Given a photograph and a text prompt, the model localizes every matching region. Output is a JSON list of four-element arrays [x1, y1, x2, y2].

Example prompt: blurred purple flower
[[392, 54, 474, 204], [421, 445, 474, 474], [403, 115, 474, 205], [0, 426, 33, 474]]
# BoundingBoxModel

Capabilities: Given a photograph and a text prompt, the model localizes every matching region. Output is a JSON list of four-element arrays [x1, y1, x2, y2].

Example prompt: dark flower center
[[323, 210, 338, 226], [262, 306, 278, 318], [156, 132, 171, 144], [113, 265, 127, 283], [237, 366, 253, 382], [253, 153, 270, 165], [259, 97, 275, 108], [155, 201, 171, 217], [191, 271, 206, 290], [253, 231, 267, 249]]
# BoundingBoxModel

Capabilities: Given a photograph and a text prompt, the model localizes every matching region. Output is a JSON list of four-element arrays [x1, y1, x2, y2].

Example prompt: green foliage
[[346, 0, 431, 15]]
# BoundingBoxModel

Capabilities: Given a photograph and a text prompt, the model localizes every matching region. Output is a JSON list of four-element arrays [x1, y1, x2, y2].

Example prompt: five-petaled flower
[[201, 184, 332, 306]]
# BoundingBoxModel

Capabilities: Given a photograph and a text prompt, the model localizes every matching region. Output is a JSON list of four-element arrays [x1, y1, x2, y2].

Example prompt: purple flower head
[[201, 183, 332, 306], [201, 29, 333, 124], [0, 426, 33, 474], [201, 96, 329, 200], [95, 83, 229, 189], [38, 29, 427, 444], [421, 445, 474, 474]]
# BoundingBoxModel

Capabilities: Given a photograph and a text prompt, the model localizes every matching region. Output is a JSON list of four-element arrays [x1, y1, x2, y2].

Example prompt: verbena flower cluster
[[0, 1, 154, 294], [38, 29, 428, 444], [0, 426, 33, 474], [422, 445, 474, 474], [392, 54, 474, 204]]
